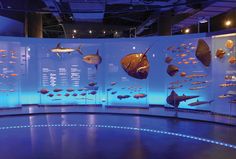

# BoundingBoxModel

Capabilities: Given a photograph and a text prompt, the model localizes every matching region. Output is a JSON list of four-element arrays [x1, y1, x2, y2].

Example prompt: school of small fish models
[[165, 38, 236, 107], [0, 49, 19, 94]]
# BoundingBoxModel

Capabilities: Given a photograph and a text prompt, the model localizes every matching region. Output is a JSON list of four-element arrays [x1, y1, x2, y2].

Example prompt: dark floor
[[0, 113, 235, 159]]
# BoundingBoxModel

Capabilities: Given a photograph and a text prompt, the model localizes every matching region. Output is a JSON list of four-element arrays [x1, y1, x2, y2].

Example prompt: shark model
[[188, 100, 214, 106], [166, 90, 199, 108], [51, 43, 83, 57]]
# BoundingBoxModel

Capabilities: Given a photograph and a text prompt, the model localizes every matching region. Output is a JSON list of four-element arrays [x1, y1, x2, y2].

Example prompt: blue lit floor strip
[[0, 124, 236, 150]]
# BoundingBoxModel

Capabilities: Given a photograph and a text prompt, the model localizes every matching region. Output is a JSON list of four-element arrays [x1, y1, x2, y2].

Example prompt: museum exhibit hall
[[0, 0, 235, 159]]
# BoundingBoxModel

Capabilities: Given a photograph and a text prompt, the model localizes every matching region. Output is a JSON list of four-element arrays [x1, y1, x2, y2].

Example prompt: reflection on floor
[[0, 105, 236, 125], [0, 114, 235, 159]]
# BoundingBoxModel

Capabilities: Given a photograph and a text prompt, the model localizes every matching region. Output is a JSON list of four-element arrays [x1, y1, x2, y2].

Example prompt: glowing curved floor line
[[0, 123, 236, 150]]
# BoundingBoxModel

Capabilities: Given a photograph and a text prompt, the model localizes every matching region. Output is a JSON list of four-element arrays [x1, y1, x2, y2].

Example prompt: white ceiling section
[[64, 0, 106, 22]]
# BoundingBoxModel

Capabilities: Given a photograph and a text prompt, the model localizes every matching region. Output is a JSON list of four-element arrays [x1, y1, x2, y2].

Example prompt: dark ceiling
[[0, 0, 235, 38]]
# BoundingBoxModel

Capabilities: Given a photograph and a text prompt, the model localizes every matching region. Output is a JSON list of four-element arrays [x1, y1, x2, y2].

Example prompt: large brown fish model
[[195, 39, 211, 67], [120, 48, 150, 79]]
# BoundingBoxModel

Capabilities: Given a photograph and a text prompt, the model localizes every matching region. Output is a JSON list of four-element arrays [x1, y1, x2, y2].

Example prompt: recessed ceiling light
[[225, 20, 232, 26], [184, 28, 190, 34]]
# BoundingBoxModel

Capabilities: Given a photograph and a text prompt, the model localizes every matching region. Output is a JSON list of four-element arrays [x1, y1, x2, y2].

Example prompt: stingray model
[[195, 39, 211, 67], [51, 43, 83, 57], [120, 48, 150, 79]]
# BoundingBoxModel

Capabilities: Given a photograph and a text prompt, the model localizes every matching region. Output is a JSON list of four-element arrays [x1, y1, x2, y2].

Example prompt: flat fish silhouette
[[195, 39, 211, 66], [167, 65, 179, 76], [83, 50, 102, 70], [228, 56, 236, 64], [165, 56, 173, 63], [216, 49, 225, 59], [120, 48, 150, 79], [225, 40, 234, 49]]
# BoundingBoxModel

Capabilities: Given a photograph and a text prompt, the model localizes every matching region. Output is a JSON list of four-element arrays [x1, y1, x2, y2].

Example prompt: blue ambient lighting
[[0, 123, 235, 149]]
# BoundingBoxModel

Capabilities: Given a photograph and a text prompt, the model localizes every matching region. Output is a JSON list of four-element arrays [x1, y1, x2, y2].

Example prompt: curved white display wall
[[0, 33, 235, 124]]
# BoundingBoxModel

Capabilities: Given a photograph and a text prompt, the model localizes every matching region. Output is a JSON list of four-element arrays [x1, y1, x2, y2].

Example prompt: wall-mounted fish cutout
[[189, 85, 208, 90], [188, 99, 213, 106], [180, 72, 186, 77], [229, 99, 236, 104], [225, 40, 234, 49], [65, 93, 70, 97], [219, 83, 236, 87], [53, 88, 63, 92], [88, 82, 97, 87], [51, 43, 83, 57], [39, 89, 49, 94], [167, 64, 179, 76], [133, 93, 147, 99], [218, 94, 232, 99], [165, 56, 173, 63], [166, 90, 199, 108], [66, 88, 74, 92], [89, 91, 97, 95], [216, 49, 226, 59], [195, 39, 211, 67], [82, 49, 102, 70], [48, 94, 54, 97], [186, 74, 207, 79], [117, 95, 130, 100], [168, 84, 183, 90], [228, 56, 236, 64], [120, 48, 150, 79]]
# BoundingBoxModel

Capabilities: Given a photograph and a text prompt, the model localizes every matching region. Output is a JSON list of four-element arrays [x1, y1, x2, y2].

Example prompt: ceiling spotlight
[[132, 46, 136, 50], [115, 31, 118, 35], [103, 30, 106, 34], [73, 29, 77, 33], [89, 30, 92, 34], [184, 28, 190, 34], [225, 20, 232, 27]]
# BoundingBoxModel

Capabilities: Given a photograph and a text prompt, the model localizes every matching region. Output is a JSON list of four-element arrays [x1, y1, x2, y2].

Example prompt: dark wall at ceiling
[[210, 8, 236, 32]]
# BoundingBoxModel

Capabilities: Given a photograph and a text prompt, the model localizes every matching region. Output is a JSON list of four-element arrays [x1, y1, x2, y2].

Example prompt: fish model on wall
[[165, 56, 173, 63], [167, 64, 179, 76], [51, 43, 83, 57], [228, 56, 236, 64], [166, 90, 199, 108], [195, 39, 211, 67], [225, 40, 234, 49], [120, 48, 150, 79], [133, 93, 147, 99], [215, 49, 226, 59], [82, 50, 102, 70], [188, 99, 214, 106]]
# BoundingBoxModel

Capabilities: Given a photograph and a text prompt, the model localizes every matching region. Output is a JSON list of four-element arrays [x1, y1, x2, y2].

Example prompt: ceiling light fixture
[[184, 28, 190, 34], [225, 20, 232, 27]]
